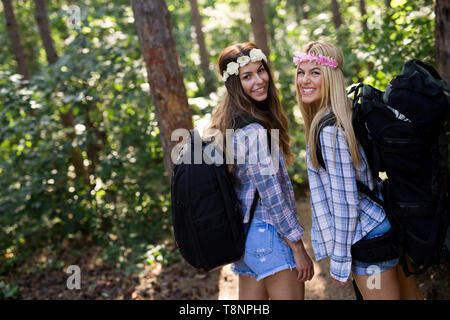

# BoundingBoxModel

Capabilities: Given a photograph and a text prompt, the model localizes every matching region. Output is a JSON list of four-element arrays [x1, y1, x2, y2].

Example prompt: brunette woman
[[205, 42, 314, 300]]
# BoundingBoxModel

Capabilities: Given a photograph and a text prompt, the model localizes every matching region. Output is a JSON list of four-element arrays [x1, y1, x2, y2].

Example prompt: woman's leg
[[353, 267, 401, 300], [239, 274, 269, 300], [396, 258, 424, 300], [263, 268, 305, 300]]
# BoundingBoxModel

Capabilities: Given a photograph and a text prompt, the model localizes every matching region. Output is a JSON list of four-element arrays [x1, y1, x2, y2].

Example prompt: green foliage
[[0, 277, 20, 300], [0, 0, 171, 274], [358, 1, 435, 89], [0, 0, 438, 277]]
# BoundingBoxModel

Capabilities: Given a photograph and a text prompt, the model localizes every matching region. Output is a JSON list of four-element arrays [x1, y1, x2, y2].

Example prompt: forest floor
[[4, 195, 450, 300]]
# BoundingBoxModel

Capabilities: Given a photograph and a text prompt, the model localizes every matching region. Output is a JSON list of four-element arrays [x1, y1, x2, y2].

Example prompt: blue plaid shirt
[[307, 125, 386, 282], [232, 123, 303, 242]]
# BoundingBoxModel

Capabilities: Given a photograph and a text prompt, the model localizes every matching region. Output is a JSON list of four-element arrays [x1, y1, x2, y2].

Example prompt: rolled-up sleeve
[[320, 126, 359, 282], [234, 124, 303, 242]]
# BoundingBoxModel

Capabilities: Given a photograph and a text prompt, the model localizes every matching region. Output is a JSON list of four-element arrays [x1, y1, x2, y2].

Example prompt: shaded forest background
[[0, 0, 448, 299]]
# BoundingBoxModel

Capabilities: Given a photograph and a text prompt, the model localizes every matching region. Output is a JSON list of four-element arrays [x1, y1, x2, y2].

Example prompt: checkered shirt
[[232, 123, 304, 243], [307, 125, 387, 282]]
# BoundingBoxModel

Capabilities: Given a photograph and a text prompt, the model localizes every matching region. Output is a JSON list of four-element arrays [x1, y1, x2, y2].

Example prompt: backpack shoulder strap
[[316, 112, 337, 170], [233, 115, 268, 233], [244, 189, 259, 240], [233, 115, 272, 151], [356, 181, 384, 208], [315, 113, 384, 205]]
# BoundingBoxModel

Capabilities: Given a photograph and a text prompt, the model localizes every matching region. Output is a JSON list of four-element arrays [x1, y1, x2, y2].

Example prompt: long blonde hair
[[208, 42, 294, 166], [296, 41, 361, 169]]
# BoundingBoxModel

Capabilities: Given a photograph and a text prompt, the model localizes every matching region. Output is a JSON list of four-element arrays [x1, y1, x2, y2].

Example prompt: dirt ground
[[4, 195, 449, 300]]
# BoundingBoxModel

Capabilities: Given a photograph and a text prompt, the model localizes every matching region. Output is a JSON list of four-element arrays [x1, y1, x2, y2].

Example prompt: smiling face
[[296, 61, 323, 104], [239, 61, 269, 102]]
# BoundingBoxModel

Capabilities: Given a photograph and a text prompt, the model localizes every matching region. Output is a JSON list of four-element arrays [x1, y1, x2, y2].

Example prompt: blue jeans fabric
[[231, 218, 297, 281], [352, 218, 399, 276]]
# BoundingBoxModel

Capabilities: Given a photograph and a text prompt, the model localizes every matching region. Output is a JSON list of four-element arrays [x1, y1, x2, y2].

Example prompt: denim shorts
[[352, 218, 399, 276], [231, 218, 297, 281]]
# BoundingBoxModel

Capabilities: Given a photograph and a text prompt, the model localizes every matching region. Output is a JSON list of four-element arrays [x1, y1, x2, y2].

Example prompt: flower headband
[[292, 52, 338, 69], [222, 48, 268, 82]]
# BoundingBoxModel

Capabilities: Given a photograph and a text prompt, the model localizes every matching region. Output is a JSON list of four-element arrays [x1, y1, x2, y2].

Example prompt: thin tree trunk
[[359, 0, 368, 32], [291, 0, 308, 21], [301, 0, 309, 19], [60, 111, 89, 186], [130, 0, 193, 178], [385, 0, 391, 8], [188, 0, 215, 94], [248, 0, 270, 59], [293, 0, 301, 22], [85, 102, 107, 178], [32, 0, 89, 185], [435, 0, 450, 84], [434, 1, 450, 249], [34, 0, 58, 64], [2, 0, 31, 79], [331, 0, 342, 29]]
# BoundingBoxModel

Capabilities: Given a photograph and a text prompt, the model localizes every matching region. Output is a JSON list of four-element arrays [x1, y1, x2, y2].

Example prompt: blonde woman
[[294, 40, 423, 299], [206, 42, 314, 300]]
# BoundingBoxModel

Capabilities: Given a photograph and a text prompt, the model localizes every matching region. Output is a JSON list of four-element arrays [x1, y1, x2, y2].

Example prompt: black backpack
[[317, 59, 450, 275], [171, 117, 269, 271]]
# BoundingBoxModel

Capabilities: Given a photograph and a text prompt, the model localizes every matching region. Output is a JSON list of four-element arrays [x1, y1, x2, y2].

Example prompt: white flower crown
[[222, 48, 268, 82]]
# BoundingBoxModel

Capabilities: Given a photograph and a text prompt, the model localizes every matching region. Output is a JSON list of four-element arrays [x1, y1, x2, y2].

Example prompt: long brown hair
[[208, 42, 294, 166], [295, 41, 361, 169]]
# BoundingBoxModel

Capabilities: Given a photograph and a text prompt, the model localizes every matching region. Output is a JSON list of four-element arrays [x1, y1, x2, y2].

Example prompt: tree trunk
[[435, 0, 450, 84], [385, 0, 391, 8], [359, 0, 368, 31], [291, 0, 308, 21], [130, 0, 193, 178], [248, 0, 270, 59], [85, 102, 107, 178], [435, 1, 450, 250], [300, 0, 309, 19], [293, 0, 301, 22], [32, 0, 89, 185], [34, 0, 58, 65], [2, 0, 31, 79], [331, 0, 342, 29], [188, 0, 215, 94], [59, 111, 89, 186]]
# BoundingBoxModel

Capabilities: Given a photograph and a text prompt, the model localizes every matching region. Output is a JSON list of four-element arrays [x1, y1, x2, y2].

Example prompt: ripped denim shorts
[[231, 218, 297, 281]]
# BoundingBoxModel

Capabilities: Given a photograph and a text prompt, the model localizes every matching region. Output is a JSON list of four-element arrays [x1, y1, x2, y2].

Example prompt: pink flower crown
[[292, 52, 338, 69]]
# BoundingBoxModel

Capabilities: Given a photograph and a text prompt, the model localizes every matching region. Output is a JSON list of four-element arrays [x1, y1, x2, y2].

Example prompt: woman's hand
[[285, 238, 315, 282]]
